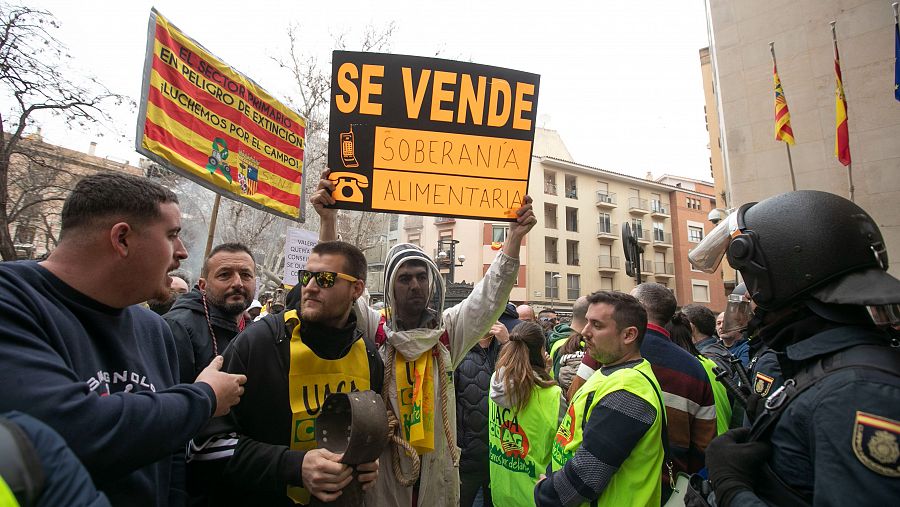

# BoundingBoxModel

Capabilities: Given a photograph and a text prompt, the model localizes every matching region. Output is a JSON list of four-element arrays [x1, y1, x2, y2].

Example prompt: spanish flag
[[773, 63, 795, 145], [834, 40, 851, 166]]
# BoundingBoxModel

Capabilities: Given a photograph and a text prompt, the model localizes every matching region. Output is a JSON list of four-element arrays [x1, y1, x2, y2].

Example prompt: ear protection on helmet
[[726, 202, 775, 307]]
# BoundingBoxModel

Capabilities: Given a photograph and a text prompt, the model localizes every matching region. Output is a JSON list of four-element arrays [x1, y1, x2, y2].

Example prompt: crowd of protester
[[0, 172, 897, 507]]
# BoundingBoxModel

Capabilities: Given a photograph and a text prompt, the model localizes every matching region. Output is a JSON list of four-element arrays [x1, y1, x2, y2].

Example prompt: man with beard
[[0, 172, 246, 505], [186, 241, 382, 505], [312, 170, 535, 506], [165, 243, 257, 383], [147, 269, 190, 315]]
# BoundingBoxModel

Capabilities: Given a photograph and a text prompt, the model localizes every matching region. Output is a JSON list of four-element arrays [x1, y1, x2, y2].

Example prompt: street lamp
[[550, 273, 562, 311], [437, 239, 466, 283]]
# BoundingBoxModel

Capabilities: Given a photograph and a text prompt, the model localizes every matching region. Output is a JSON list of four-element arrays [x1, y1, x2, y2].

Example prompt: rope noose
[[382, 340, 421, 487]]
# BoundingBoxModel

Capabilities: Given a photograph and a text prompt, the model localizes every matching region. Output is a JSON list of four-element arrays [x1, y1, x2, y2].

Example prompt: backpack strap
[[746, 328, 900, 507], [749, 330, 900, 442]]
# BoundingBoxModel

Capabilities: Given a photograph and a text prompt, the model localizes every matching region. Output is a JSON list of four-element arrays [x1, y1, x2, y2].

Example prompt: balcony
[[653, 231, 672, 247], [596, 222, 618, 241], [565, 187, 578, 199], [435, 217, 455, 225], [596, 191, 617, 208], [628, 197, 650, 214], [544, 182, 557, 195], [654, 262, 675, 276], [650, 200, 670, 217], [642, 260, 655, 273], [597, 255, 621, 272], [633, 228, 651, 244]]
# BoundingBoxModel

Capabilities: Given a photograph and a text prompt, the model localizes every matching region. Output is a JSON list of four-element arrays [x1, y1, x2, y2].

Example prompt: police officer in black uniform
[[688, 190, 900, 506]]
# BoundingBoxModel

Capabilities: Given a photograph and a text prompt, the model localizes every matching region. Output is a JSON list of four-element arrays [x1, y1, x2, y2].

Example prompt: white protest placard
[[283, 227, 319, 286]]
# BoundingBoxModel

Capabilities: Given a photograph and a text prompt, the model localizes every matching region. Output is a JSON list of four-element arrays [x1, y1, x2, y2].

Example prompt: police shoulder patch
[[754, 372, 774, 397], [853, 411, 900, 477]]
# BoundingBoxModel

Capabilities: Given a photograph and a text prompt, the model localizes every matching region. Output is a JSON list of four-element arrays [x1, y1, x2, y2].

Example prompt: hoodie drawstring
[[200, 290, 219, 357]]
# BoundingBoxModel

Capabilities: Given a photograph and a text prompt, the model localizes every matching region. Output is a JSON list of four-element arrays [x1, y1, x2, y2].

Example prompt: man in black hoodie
[[0, 172, 246, 506], [165, 243, 256, 382]]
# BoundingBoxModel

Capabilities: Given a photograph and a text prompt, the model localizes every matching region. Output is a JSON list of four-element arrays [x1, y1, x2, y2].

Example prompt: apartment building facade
[[657, 175, 728, 311], [397, 129, 725, 312], [7, 134, 142, 260]]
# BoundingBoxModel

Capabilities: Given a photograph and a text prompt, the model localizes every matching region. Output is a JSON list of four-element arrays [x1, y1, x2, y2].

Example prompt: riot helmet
[[722, 283, 752, 334], [689, 191, 900, 318]]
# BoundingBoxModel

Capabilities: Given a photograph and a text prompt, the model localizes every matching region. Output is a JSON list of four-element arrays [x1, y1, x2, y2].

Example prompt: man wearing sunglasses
[[311, 171, 537, 507], [187, 241, 384, 506]]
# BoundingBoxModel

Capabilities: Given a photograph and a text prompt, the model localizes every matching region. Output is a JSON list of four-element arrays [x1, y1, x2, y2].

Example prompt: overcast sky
[[27, 0, 713, 182]]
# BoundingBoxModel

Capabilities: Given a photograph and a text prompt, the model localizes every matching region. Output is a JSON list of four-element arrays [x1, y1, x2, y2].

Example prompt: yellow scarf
[[395, 352, 435, 454]]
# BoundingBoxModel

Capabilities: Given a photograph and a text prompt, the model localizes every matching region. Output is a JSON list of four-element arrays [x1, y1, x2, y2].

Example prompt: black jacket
[[163, 288, 241, 383], [187, 308, 384, 506], [454, 338, 501, 477]]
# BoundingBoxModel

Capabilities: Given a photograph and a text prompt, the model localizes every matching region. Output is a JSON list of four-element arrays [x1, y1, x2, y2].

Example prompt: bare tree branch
[[0, 3, 130, 259]]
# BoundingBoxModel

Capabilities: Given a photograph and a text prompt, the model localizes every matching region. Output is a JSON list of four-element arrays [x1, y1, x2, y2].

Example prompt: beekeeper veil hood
[[384, 243, 446, 330]]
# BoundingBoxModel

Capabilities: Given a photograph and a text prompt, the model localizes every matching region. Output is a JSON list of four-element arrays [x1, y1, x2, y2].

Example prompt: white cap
[[248, 299, 263, 310]]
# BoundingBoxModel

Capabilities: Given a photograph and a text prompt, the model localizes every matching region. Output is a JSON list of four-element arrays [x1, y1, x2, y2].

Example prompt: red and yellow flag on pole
[[773, 63, 795, 145], [833, 30, 851, 165]]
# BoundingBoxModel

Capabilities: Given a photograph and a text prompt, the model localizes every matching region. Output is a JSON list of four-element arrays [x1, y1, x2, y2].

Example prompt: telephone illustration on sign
[[329, 172, 368, 203], [340, 126, 359, 168]]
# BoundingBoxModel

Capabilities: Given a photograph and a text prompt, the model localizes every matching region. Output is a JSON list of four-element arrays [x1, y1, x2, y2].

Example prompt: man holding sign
[[312, 169, 536, 506]]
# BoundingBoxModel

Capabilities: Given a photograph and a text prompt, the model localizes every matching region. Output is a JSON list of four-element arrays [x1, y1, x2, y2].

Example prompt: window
[[545, 237, 558, 264], [692, 281, 710, 302], [565, 207, 578, 232], [565, 174, 577, 198], [567, 274, 580, 300], [599, 213, 612, 234], [566, 240, 579, 266], [492, 224, 509, 243], [686, 197, 702, 210], [545, 203, 557, 229], [545, 271, 560, 299], [631, 218, 644, 238], [407, 233, 421, 247], [688, 225, 704, 243], [389, 214, 399, 231], [600, 276, 614, 291], [650, 193, 667, 213], [653, 221, 665, 242], [545, 171, 557, 195]]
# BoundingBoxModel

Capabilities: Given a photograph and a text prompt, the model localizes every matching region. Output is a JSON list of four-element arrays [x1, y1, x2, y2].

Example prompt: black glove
[[706, 427, 771, 506]]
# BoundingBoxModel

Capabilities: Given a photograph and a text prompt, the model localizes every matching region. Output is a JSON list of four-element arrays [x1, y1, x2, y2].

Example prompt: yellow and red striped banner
[[834, 41, 851, 166], [773, 63, 795, 145], [136, 9, 307, 220]]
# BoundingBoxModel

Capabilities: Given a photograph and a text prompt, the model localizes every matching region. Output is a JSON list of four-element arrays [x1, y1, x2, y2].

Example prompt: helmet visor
[[722, 294, 752, 333], [688, 211, 741, 273]]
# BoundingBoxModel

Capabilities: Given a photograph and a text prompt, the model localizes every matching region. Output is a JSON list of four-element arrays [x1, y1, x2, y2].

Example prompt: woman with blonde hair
[[488, 321, 564, 506]]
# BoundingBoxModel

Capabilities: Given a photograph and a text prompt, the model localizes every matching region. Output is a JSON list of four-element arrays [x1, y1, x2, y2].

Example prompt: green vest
[[489, 383, 562, 507], [0, 475, 19, 507], [549, 339, 565, 379], [551, 359, 663, 507], [698, 355, 731, 435]]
